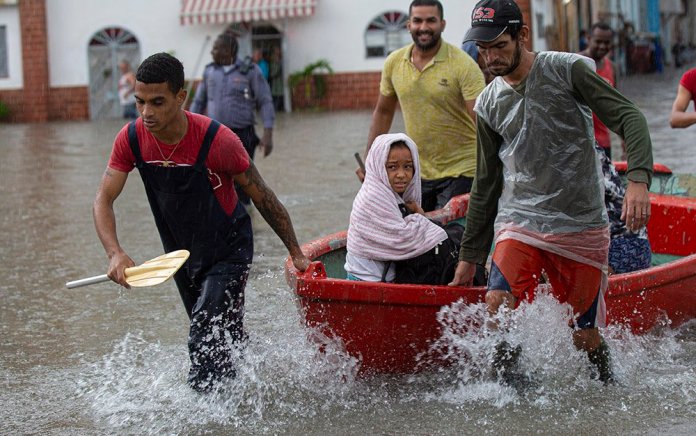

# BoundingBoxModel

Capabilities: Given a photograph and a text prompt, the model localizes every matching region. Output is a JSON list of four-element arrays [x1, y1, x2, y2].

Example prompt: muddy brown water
[[2, 66, 696, 434]]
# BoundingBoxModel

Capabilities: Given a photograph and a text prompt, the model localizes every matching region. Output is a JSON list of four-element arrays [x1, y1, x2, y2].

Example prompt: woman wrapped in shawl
[[345, 133, 448, 282]]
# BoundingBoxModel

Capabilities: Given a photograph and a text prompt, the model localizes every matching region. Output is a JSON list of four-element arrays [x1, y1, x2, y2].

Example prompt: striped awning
[[180, 0, 317, 26]]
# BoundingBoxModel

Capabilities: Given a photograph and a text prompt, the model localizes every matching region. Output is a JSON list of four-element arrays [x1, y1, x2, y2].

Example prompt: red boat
[[285, 167, 696, 375]]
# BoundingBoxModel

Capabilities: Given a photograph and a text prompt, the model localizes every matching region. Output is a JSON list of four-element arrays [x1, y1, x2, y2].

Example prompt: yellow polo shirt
[[381, 41, 485, 180]]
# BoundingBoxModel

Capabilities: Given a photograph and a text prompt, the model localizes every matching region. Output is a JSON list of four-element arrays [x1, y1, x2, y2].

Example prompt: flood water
[[2, 65, 696, 435]]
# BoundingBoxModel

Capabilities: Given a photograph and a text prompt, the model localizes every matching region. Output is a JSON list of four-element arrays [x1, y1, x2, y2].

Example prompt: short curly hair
[[135, 52, 185, 94]]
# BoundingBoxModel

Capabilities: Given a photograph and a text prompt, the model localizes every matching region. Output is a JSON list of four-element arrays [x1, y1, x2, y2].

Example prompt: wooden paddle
[[65, 250, 190, 289]]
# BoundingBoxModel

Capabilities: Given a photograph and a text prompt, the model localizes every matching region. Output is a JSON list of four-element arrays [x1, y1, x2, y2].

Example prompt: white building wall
[[620, 0, 642, 32], [0, 4, 23, 89], [594, 0, 643, 38], [531, 0, 554, 51], [44, 0, 479, 87], [288, 0, 479, 73], [46, 0, 218, 87]]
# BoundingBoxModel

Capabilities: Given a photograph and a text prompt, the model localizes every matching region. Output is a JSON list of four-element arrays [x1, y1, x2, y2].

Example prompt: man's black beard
[[490, 40, 522, 77], [590, 49, 607, 63], [413, 31, 441, 51]]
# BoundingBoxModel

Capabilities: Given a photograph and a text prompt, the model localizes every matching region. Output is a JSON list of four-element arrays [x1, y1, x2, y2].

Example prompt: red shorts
[[489, 239, 602, 326]]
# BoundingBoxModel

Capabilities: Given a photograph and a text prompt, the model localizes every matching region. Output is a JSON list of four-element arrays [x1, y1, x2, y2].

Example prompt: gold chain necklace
[[154, 129, 186, 167]]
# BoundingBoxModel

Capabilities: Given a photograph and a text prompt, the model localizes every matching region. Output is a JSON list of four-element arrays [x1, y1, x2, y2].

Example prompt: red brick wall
[[0, 86, 89, 122], [0, 89, 24, 122], [19, 0, 50, 122], [291, 71, 381, 110], [49, 86, 90, 120], [324, 71, 381, 110]]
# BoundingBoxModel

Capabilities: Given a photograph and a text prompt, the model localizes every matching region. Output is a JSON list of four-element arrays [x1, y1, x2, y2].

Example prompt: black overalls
[[128, 121, 253, 391]]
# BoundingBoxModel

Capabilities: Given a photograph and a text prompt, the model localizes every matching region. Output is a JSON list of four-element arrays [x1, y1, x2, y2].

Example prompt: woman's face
[[385, 143, 415, 194]]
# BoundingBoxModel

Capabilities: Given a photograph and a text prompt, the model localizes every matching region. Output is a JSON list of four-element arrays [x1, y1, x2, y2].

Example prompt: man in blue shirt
[[252, 47, 270, 81], [191, 32, 275, 205]]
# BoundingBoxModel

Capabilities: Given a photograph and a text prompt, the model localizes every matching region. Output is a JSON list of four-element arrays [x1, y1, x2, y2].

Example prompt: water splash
[[71, 283, 696, 434], [425, 289, 696, 418], [77, 324, 360, 433]]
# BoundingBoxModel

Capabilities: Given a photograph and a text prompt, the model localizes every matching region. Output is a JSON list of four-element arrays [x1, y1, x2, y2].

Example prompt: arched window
[[89, 27, 138, 47], [365, 11, 410, 58]]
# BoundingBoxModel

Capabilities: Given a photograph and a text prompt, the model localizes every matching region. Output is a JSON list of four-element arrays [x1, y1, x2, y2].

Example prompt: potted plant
[[0, 101, 10, 120], [288, 59, 333, 109]]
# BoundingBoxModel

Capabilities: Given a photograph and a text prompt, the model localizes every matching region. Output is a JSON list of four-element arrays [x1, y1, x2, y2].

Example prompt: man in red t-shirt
[[94, 52, 309, 392], [670, 68, 696, 128], [579, 22, 619, 159]]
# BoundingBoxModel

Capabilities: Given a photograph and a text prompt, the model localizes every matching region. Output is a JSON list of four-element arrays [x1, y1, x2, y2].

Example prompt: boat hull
[[285, 192, 696, 374]]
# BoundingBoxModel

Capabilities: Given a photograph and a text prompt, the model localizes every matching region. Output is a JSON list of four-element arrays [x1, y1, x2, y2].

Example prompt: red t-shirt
[[108, 111, 250, 215], [592, 57, 616, 150], [680, 68, 696, 106]]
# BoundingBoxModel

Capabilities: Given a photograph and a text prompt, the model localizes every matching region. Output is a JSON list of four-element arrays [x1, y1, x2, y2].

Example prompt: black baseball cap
[[463, 0, 523, 43]]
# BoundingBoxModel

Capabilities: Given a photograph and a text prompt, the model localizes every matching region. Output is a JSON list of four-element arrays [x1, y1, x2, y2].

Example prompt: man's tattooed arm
[[235, 163, 310, 270]]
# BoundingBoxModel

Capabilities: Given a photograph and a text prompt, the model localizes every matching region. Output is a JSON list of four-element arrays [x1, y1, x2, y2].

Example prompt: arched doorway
[[252, 25, 281, 60], [87, 27, 140, 120], [252, 25, 283, 111]]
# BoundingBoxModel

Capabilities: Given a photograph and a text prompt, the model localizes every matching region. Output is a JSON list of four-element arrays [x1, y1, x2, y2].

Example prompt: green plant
[[288, 59, 334, 105], [0, 101, 10, 120]]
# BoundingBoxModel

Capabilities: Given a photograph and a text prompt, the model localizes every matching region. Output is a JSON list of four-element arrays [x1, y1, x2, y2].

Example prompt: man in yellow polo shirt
[[360, 0, 486, 211]]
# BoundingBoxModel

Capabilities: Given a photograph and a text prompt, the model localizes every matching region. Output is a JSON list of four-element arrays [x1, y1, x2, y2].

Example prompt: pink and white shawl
[[347, 133, 447, 261]]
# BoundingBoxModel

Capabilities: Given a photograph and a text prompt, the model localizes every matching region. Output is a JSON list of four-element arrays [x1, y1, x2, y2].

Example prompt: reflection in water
[[1, 74, 696, 434]]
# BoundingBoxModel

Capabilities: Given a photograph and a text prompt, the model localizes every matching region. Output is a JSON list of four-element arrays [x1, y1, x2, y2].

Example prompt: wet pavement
[[1, 62, 695, 434], [616, 63, 696, 172]]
